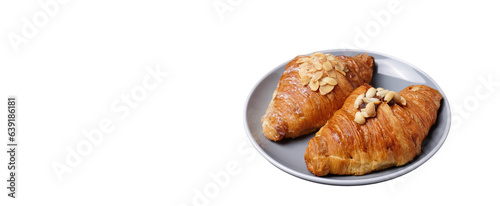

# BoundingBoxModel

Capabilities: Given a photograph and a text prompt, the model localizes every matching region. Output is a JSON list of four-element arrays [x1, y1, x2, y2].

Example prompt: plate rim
[[243, 48, 451, 186]]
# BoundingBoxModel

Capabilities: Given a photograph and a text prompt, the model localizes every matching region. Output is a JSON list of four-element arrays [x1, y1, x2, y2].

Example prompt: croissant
[[261, 52, 374, 141], [304, 84, 442, 176]]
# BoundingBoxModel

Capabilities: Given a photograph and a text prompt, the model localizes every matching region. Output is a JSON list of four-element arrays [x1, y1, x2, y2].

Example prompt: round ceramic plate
[[244, 49, 451, 186]]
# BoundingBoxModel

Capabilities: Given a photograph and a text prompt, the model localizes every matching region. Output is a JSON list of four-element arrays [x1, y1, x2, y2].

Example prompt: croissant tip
[[262, 120, 284, 141]]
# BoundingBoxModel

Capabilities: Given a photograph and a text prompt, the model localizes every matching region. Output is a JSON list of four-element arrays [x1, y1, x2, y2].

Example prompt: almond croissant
[[261, 52, 374, 141], [304, 84, 442, 176]]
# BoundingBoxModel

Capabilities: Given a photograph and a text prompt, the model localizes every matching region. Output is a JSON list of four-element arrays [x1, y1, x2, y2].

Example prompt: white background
[[1, 0, 499, 205]]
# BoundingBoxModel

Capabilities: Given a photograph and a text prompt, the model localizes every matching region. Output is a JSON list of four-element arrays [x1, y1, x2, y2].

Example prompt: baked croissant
[[261, 52, 374, 141], [304, 84, 442, 176]]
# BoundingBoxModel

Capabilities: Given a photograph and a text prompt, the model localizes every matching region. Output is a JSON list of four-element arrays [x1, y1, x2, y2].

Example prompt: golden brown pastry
[[304, 84, 442, 176], [261, 52, 374, 141]]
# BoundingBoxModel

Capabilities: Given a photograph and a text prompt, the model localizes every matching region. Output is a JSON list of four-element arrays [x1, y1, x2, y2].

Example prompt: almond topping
[[354, 86, 407, 124], [319, 79, 328, 86], [367, 97, 381, 104], [362, 97, 370, 104], [296, 52, 347, 95], [337, 69, 346, 76], [354, 112, 366, 124], [322, 61, 333, 71], [326, 55, 336, 62], [393, 92, 401, 102], [321, 77, 337, 86], [312, 52, 326, 60], [327, 70, 337, 78], [301, 75, 311, 86], [365, 102, 376, 117], [384, 91, 396, 102], [313, 61, 322, 71], [309, 80, 319, 91], [309, 71, 323, 81], [377, 89, 389, 98], [296, 57, 309, 64], [319, 84, 334, 95], [298, 65, 308, 77], [399, 97, 407, 106], [366, 88, 377, 98], [361, 110, 370, 118], [354, 94, 364, 109], [335, 63, 348, 76]]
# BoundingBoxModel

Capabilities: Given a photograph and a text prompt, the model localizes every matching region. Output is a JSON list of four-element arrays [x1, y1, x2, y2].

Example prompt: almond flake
[[301, 75, 310, 85], [295, 52, 348, 95], [321, 77, 337, 86], [322, 61, 333, 71], [327, 70, 337, 78], [296, 58, 308, 64], [319, 84, 334, 95], [310, 71, 323, 81], [309, 80, 319, 91], [313, 61, 322, 71]]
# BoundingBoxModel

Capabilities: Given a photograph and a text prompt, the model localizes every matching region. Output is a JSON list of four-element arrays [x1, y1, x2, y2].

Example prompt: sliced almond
[[318, 77, 328, 86], [366, 88, 377, 98], [322, 61, 333, 71], [365, 102, 376, 117], [384, 91, 396, 102], [299, 62, 307, 68], [301, 75, 310, 86], [312, 61, 322, 71], [298, 67, 306, 75], [319, 84, 334, 95], [297, 52, 351, 95], [336, 63, 346, 72], [376, 87, 384, 92], [354, 112, 366, 124], [327, 70, 337, 78], [319, 79, 328, 86], [296, 57, 309, 64], [309, 80, 319, 91], [298, 67, 308, 77], [320, 77, 337, 86], [330, 78, 338, 86], [354, 94, 364, 109], [326, 55, 335, 62], [337, 68, 346, 76], [309, 71, 323, 81], [312, 52, 326, 60]]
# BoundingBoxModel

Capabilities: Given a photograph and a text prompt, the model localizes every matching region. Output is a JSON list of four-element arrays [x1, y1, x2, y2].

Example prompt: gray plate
[[244, 49, 451, 186]]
